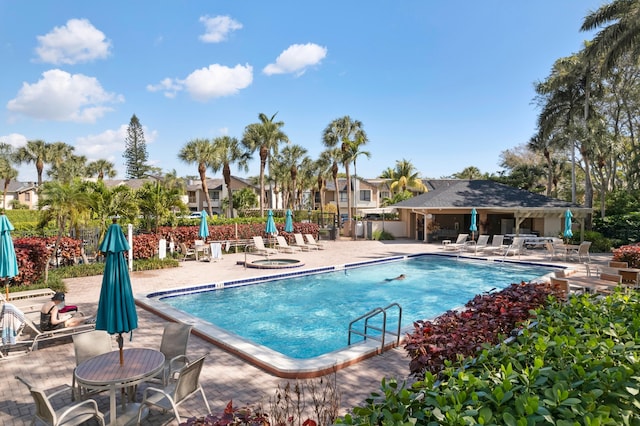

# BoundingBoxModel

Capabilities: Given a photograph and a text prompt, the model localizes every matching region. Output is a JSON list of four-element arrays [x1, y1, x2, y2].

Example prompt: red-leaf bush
[[404, 281, 562, 376], [612, 243, 640, 268], [13, 237, 50, 286]]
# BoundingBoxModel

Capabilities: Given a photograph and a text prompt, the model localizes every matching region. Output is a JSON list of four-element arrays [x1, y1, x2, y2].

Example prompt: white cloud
[[148, 64, 253, 101], [263, 43, 327, 76], [0, 133, 28, 149], [6, 69, 124, 123], [199, 15, 242, 43], [35, 18, 111, 65]]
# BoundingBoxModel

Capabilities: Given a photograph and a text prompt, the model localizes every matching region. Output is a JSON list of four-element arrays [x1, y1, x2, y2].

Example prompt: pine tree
[[123, 114, 149, 179]]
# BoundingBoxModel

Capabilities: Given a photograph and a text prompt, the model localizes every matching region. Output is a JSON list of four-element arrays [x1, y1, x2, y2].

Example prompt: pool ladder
[[348, 303, 402, 354]]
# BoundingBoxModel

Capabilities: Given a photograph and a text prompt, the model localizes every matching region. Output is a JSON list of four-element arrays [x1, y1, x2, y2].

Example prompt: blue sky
[[0, 1, 605, 183]]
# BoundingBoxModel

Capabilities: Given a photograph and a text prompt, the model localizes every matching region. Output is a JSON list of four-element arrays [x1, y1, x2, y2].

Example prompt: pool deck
[[0, 238, 612, 425]]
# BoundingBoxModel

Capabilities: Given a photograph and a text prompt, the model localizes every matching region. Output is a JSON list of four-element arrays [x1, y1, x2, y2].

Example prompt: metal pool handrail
[[348, 302, 402, 353]]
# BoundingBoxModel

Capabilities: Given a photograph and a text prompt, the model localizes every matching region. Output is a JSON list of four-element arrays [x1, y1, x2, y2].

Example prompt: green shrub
[[372, 230, 394, 240], [571, 230, 612, 252], [132, 257, 179, 271]]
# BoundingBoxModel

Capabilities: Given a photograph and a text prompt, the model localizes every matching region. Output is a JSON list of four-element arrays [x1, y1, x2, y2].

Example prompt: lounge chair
[[304, 234, 326, 250], [137, 355, 211, 425], [252, 236, 278, 255], [16, 375, 106, 426], [443, 234, 468, 251], [293, 233, 315, 251], [480, 235, 507, 255], [1, 288, 56, 314], [178, 243, 196, 261], [275, 236, 302, 253], [503, 237, 526, 257], [466, 235, 489, 254], [22, 310, 96, 351]]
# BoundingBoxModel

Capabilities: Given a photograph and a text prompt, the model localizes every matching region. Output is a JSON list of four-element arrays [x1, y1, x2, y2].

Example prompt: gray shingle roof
[[393, 180, 584, 209]]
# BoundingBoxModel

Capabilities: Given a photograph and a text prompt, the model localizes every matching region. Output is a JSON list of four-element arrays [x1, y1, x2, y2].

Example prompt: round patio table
[[75, 347, 164, 426]]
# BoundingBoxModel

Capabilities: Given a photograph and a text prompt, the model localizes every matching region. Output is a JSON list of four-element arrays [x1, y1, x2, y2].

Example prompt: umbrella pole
[[117, 333, 124, 365], [4, 280, 8, 301]]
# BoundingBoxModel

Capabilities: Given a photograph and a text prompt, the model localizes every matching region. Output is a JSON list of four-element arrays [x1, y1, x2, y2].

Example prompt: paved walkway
[[0, 238, 611, 425]]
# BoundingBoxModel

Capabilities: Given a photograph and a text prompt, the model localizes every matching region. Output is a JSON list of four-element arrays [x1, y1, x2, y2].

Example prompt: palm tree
[[178, 138, 216, 217], [210, 136, 248, 218], [15, 140, 49, 186], [0, 143, 18, 210], [87, 159, 117, 180], [281, 144, 308, 210], [48, 154, 87, 183], [322, 116, 368, 229], [314, 151, 333, 214], [241, 113, 289, 216], [83, 180, 139, 241], [38, 179, 91, 277], [136, 180, 186, 232], [581, 0, 640, 73], [388, 159, 427, 194]]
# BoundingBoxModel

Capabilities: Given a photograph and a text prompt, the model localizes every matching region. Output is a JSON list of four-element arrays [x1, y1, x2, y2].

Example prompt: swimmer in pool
[[384, 274, 406, 282]]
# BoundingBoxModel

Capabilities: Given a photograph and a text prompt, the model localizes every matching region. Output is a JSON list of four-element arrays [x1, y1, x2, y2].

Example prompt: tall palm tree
[[322, 116, 368, 226], [388, 159, 427, 194], [281, 144, 308, 210], [343, 135, 370, 216], [38, 179, 91, 276], [0, 143, 18, 210], [581, 0, 640, 73], [241, 113, 289, 217], [48, 154, 87, 183], [210, 136, 248, 218], [314, 151, 333, 213], [87, 159, 117, 180], [178, 138, 216, 217], [15, 139, 49, 186]]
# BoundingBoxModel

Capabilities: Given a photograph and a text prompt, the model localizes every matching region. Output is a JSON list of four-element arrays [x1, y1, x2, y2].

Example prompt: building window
[[211, 191, 220, 201], [380, 191, 390, 200], [339, 191, 348, 202], [188, 192, 196, 203], [359, 190, 371, 202], [24, 192, 31, 202]]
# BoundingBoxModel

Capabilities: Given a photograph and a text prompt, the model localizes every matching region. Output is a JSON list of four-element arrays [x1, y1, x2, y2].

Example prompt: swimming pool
[[139, 254, 559, 378]]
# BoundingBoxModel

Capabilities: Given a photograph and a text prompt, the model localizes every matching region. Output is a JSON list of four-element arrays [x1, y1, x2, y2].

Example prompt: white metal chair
[[304, 233, 326, 250], [152, 322, 193, 386], [442, 234, 468, 251], [137, 355, 211, 425], [71, 330, 112, 400], [16, 375, 105, 426]]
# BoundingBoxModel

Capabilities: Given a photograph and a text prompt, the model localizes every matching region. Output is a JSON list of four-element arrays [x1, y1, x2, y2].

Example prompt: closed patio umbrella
[[564, 209, 573, 241], [96, 220, 138, 365], [198, 209, 209, 240], [0, 214, 18, 301], [265, 210, 277, 247], [469, 208, 478, 241], [284, 209, 294, 233]]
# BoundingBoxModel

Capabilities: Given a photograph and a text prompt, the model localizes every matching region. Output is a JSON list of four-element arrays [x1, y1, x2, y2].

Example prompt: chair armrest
[[46, 385, 74, 399], [58, 398, 102, 424]]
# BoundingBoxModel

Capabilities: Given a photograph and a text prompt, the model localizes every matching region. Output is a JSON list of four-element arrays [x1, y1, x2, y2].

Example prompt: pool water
[[162, 256, 556, 359]]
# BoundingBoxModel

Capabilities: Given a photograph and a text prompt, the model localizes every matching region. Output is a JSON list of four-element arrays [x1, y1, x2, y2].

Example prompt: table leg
[[109, 387, 117, 426]]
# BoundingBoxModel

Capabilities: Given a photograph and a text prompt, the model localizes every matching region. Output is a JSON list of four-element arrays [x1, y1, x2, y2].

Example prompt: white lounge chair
[[252, 236, 278, 255], [443, 234, 468, 251], [276, 236, 302, 253], [480, 235, 508, 255], [466, 235, 489, 254], [304, 234, 326, 250], [293, 233, 315, 251], [503, 237, 526, 258]]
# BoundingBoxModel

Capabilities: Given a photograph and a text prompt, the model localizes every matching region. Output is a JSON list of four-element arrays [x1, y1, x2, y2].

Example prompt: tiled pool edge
[[135, 253, 567, 379]]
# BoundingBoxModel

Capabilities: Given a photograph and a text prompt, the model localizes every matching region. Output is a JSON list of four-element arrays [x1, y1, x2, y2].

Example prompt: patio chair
[[292, 233, 315, 251], [608, 261, 628, 268], [252, 236, 278, 256], [151, 322, 193, 386], [442, 234, 468, 251], [275, 236, 302, 253], [137, 355, 211, 425], [71, 330, 112, 400], [16, 375, 106, 426], [568, 241, 591, 263], [178, 243, 196, 261], [304, 234, 326, 250], [544, 241, 562, 260]]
